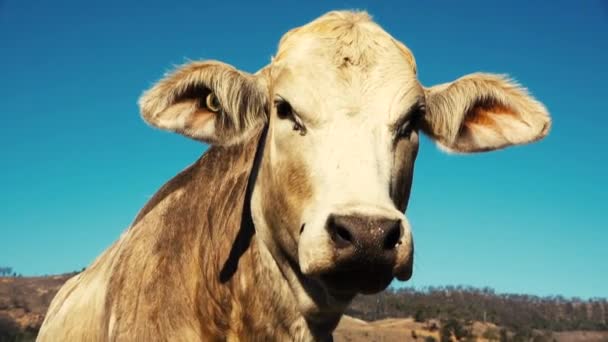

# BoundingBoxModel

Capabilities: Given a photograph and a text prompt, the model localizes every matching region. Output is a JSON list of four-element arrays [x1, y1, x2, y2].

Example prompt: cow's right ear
[[139, 61, 268, 145]]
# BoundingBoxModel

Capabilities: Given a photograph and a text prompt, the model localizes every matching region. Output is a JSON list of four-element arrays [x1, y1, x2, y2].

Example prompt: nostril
[[335, 225, 353, 244], [327, 216, 354, 249], [383, 222, 401, 250]]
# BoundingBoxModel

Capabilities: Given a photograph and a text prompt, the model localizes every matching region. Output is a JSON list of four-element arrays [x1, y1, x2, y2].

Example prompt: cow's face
[[253, 13, 423, 296], [139, 11, 550, 303]]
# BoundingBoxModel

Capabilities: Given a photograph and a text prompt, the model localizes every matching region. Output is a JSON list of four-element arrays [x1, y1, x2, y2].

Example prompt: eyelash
[[274, 99, 306, 135], [396, 105, 425, 139]]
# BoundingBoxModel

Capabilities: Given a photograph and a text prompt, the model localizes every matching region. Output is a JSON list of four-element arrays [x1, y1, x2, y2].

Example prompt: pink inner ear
[[154, 99, 217, 141], [463, 100, 519, 132], [186, 106, 216, 131], [452, 100, 528, 152]]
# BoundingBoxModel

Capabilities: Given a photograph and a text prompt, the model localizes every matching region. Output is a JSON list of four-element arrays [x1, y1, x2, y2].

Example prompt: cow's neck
[[190, 129, 342, 341]]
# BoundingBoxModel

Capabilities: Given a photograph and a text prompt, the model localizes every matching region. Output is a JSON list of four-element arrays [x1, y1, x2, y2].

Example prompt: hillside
[[348, 287, 608, 332], [334, 316, 608, 342], [0, 274, 73, 341], [1, 275, 607, 341]]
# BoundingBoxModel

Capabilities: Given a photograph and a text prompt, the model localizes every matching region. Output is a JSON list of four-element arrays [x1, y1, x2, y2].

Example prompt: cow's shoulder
[[104, 136, 262, 339]]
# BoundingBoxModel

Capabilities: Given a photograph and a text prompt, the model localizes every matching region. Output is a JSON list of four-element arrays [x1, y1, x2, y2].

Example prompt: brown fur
[[390, 131, 419, 212], [38, 132, 322, 341], [107, 134, 293, 340], [259, 151, 314, 260]]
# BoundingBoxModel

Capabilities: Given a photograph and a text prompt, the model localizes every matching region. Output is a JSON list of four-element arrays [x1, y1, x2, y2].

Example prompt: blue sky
[[1, 0, 606, 299]]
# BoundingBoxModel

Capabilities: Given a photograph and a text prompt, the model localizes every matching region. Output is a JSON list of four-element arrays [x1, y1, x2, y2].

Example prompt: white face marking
[[257, 16, 421, 279]]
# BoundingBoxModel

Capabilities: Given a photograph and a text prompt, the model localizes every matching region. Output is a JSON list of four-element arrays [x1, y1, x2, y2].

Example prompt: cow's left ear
[[139, 61, 267, 145], [421, 73, 551, 153]]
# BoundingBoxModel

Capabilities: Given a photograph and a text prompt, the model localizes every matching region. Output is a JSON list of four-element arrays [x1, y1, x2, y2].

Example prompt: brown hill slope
[[0, 275, 71, 332], [1, 275, 607, 341], [334, 317, 608, 342]]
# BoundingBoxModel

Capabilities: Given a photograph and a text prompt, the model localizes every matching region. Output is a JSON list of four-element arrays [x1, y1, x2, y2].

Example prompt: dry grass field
[[1, 275, 607, 341]]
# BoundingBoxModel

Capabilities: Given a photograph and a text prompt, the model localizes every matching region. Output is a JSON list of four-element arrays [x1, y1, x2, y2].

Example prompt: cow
[[37, 11, 551, 341]]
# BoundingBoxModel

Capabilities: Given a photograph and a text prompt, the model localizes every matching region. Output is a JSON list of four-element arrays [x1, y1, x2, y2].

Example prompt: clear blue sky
[[1, 0, 606, 299]]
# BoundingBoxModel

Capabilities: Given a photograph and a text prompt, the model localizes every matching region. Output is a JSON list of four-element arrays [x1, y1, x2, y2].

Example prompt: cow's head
[[139, 11, 550, 308]]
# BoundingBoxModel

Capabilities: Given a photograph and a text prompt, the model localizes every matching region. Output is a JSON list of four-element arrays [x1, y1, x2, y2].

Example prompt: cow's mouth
[[319, 262, 395, 295]]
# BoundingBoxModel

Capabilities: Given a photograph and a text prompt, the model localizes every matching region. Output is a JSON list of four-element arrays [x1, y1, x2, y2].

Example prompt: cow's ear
[[421, 73, 551, 153], [139, 61, 267, 145]]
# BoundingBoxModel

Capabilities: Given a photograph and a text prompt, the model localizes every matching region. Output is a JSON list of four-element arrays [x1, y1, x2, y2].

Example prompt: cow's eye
[[275, 99, 293, 119], [396, 121, 414, 139], [395, 104, 424, 139], [275, 99, 306, 135]]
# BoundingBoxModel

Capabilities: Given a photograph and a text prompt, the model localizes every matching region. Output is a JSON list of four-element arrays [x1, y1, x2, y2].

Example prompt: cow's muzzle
[[300, 213, 413, 295]]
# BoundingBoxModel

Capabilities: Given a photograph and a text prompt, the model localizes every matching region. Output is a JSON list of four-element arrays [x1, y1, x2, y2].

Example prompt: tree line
[[348, 286, 608, 333], [0, 268, 15, 277]]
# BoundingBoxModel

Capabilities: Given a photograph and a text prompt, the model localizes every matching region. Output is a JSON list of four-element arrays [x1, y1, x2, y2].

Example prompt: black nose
[[326, 214, 402, 255], [323, 214, 405, 294]]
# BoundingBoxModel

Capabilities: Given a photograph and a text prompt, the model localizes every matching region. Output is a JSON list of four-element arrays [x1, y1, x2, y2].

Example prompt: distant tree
[[499, 328, 509, 342], [347, 286, 608, 333], [512, 326, 533, 342], [441, 318, 470, 341], [439, 325, 451, 342], [415, 307, 427, 323], [512, 332, 528, 342], [0, 266, 13, 277], [591, 301, 606, 329], [0, 314, 21, 341], [531, 331, 554, 342], [427, 321, 439, 332]]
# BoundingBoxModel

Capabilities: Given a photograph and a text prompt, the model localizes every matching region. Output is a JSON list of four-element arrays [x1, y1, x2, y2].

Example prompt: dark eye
[[395, 104, 424, 139], [275, 99, 306, 135], [275, 100, 293, 119], [396, 121, 414, 138]]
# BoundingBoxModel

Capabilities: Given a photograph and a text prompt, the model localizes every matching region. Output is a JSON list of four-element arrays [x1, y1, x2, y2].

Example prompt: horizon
[[1, 269, 607, 303], [1, 1, 607, 300]]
